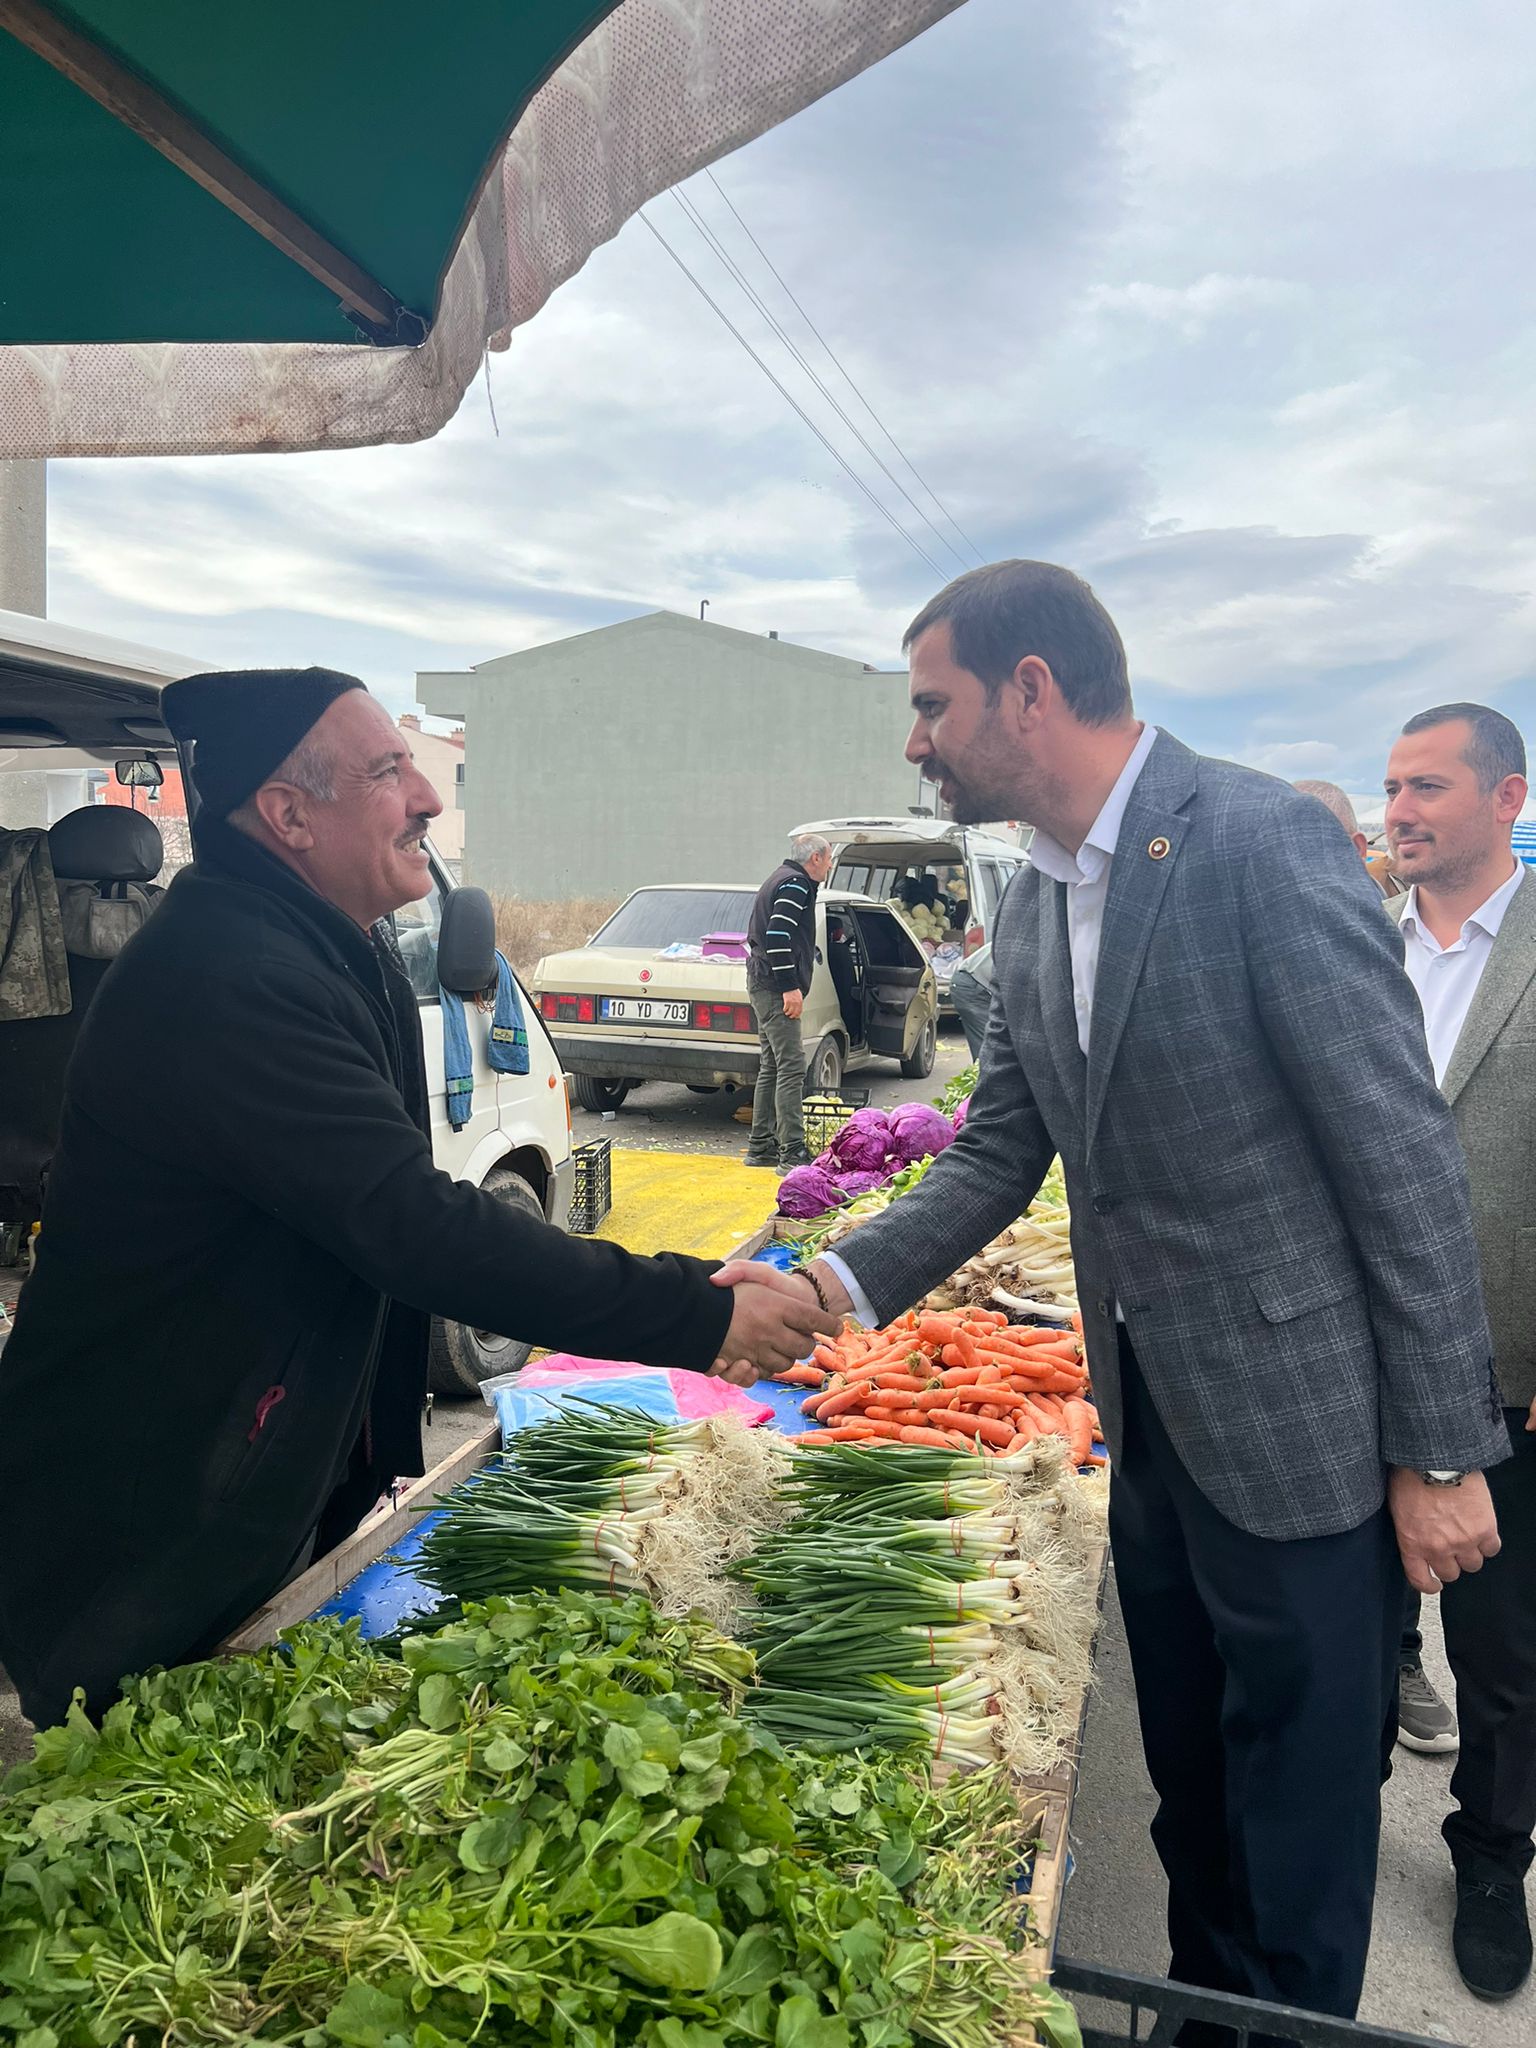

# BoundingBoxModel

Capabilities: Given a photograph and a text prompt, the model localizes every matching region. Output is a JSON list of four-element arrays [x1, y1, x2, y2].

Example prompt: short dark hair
[[903, 560, 1133, 725], [1401, 702, 1527, 790]]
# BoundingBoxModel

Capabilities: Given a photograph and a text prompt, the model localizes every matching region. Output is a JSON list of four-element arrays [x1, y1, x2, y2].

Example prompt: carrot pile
[[775, 1307, 1103, 1465]]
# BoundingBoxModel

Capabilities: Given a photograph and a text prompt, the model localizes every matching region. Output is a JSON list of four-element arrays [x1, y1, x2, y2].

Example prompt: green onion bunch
[[416, 1402, 704, 1602], [735, 1441, 1027, 1763]]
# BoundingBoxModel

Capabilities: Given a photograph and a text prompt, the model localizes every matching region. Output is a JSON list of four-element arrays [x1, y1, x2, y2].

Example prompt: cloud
[[1241, 740, 1344, 779], [1083, 275, 1305, 338], [37, 0, 1536, 788]]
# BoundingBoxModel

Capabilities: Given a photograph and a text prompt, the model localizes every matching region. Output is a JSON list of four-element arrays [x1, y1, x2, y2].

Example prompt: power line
[[704, 167, 984, 567], [670, 186, 971, 574], [636, 209, 949, 582]]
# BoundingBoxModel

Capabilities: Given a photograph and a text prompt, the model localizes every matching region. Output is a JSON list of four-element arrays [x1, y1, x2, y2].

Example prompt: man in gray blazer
[[1385, 702, 1536, 2001], [747, 561, 1508, 2023]]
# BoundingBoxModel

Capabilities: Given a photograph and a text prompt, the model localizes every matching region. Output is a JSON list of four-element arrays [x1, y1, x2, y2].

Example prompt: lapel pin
[[1148, 836, 1171, 861]]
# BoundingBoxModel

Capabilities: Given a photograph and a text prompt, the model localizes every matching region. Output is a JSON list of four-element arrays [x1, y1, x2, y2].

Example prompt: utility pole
[[0, 460, 46, 616]]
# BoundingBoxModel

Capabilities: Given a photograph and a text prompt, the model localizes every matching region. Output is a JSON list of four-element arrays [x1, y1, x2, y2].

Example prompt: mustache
[[396, 815, 434, 843]]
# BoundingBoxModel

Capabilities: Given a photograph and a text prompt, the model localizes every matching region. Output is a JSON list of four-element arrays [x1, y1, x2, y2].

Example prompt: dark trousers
[[1441, 1413, 1536, 1882], [747, 978, 804, 1160], [1401, 1587, 1423, 1663], [1110, 1331, 1400, 2021], [948, 965, 992, 1061]]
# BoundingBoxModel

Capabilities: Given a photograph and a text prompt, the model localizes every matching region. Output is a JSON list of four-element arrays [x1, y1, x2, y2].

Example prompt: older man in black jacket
[[0, 669, 830, 1729]]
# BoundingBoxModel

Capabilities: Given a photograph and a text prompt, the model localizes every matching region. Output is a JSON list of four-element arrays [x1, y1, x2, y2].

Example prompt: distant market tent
[[0, 0, 962, 457]]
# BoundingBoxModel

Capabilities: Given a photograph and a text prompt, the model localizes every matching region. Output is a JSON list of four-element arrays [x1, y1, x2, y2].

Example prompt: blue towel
[[440, 949, 530, 1129]]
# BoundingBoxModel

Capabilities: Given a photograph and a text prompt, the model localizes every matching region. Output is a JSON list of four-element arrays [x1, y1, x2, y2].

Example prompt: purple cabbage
[[775, 1163, 843, 1219], [830, 1106, 893, 1173], [887, 1101, 955, 1164], [952, 1096, 969, 1132], [832, 1169, 886, 1201]]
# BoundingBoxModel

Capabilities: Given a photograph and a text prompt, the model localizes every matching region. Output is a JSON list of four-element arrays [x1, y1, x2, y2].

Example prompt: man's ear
[[1495, 774, 1529, 827], [1007, 654, 1053, 725], [250, 780, 318, 849]]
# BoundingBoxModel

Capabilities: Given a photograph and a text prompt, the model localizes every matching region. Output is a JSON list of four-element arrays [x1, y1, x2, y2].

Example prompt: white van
[[791, 815, 1029, 1012], [0, 608, 573, 1395]]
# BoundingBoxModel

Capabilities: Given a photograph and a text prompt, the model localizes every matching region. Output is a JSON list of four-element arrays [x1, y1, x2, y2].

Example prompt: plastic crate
[[1051, 1960, 1448, 2048], [568, 1137, 612, 1235], [801, 1086, 873, 1158]]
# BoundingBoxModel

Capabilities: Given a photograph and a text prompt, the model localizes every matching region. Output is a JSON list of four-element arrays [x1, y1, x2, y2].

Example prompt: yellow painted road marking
[[593, 1148, 774, 1260]]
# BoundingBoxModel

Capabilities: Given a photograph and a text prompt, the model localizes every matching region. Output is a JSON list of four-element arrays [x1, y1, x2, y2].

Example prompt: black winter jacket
[[0, 822, 732, 1725]]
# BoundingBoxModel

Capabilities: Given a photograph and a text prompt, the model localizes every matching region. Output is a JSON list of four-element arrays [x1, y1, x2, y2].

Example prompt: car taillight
[[694, 1002, 755, 1032], [964, 925, 985, 956], [544, 993, 593, 1024], [576, 995, 596, 1023], [539, 993, 558, 1020]]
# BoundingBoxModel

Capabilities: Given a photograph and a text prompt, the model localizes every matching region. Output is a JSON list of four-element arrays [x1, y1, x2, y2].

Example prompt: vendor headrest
[[161, 667, 365, 820]]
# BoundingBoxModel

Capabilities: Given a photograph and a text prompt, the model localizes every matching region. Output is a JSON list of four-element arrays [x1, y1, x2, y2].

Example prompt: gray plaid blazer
[[841, 730, 1509, 1540], [1391, 870, 1536, 1411]]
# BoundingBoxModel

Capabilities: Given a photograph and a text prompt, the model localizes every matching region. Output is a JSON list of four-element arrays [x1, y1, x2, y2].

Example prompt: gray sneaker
[[1397, 1661, 1459, 1754]]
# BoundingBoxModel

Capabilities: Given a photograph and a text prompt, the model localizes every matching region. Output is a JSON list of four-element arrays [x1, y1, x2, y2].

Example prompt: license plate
[[600, 997, 690, 1024]]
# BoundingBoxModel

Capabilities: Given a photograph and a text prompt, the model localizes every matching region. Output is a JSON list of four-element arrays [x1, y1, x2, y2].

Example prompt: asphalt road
[[565, 1015, 976, 1158]]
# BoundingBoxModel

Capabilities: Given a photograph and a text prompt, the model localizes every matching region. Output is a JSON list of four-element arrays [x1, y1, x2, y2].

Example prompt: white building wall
[[419, 612, 928, 899]]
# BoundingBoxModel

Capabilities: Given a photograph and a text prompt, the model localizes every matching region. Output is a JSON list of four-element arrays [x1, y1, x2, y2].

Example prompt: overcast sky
[[46, 0, 1536, 793]]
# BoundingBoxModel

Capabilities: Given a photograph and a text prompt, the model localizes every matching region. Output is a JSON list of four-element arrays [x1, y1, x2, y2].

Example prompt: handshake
[[704, 1258, 855, 1386]]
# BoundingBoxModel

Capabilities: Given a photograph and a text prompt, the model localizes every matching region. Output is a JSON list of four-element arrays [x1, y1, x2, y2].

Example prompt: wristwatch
[[1421, 1470, 1466, 1487]]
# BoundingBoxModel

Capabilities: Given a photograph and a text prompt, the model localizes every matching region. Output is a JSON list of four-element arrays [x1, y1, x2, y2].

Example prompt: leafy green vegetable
[[935, 1064, 978, 1117], [1, 1588, 1066, 2048]]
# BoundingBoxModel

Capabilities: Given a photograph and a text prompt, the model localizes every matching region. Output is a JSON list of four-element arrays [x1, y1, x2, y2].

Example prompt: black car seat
[[0, 807, 164, 1225], [825, 916, 864, 1042]]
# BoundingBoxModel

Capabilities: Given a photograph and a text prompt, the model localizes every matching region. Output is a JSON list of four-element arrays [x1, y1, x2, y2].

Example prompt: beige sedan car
[[533, 883, 939, 1114]]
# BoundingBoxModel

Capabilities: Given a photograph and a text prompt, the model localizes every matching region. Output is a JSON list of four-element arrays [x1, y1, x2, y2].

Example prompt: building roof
[[417, 609, 899, 715]]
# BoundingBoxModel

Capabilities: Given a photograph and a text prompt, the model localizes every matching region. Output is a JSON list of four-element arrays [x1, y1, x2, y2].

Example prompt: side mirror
[[115, 757, 164, 788], [436, 885, 498, 995]]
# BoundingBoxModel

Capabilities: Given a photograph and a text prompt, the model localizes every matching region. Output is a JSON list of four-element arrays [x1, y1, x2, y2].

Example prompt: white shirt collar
[[1027, 723, 1160, 886], [1400, 861, 1525, 950]]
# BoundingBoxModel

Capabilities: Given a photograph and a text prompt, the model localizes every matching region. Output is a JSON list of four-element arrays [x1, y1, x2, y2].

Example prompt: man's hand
[[712, 1257, 855, 1324], [710, 1264, 836, 1381], [805, 1258, 854, 1320], [1387, 1467, 1501, 1595], [1526, 1395, 1536, 1434], [781, 988, 804, 1020]]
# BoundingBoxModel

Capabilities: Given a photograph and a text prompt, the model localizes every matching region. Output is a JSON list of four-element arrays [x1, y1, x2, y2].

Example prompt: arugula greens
[[0, 1591, 1075, 2048]]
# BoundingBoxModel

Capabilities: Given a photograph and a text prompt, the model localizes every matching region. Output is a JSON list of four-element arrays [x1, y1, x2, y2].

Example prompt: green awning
[[0, 1, 619, 347], [0, 0, 965, 456]]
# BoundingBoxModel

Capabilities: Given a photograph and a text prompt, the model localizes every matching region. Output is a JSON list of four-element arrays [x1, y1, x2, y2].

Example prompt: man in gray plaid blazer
[[763, 562, 1510, 2024]]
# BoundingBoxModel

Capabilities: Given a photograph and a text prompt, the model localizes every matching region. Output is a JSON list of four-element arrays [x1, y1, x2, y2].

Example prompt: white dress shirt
[[821, 725, 1161, 1327], [1399, 862, 1525, 1086], [1023, 722, 1160, 1055]]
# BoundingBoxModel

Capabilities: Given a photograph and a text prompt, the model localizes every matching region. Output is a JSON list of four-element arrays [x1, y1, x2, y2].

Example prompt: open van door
[[848, 904, 934, 1068]]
